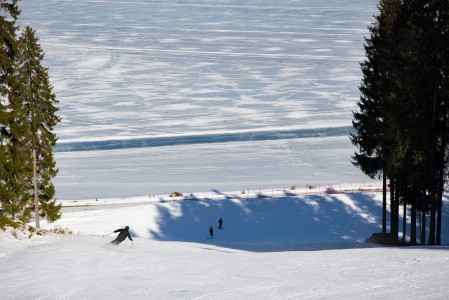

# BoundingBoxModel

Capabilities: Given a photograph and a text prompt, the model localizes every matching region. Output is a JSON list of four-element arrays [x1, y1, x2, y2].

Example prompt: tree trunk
[[410, 202, 416, 245], [436, 93, 448, 245], [382, 173, 387, 234], [436, 188, 443, 245], [402, 203, 406, 243], [33, 148, 40, 229], [421, 211, 426, 245], [428, 72, 439, 245], [390, 179, 395, 236], [419, 211, 422, 243], [394, 187, 400, 239]]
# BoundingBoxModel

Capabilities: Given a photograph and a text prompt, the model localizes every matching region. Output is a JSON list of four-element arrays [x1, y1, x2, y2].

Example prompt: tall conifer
[[15, 26, 61, 227], [353, 0, 449, 245], [0, 0, 22, 224], [351, 0, 402, 236]]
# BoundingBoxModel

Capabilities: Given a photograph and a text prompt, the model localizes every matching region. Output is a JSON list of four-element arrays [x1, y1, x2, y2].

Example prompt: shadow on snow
[[55, 126, 353, 152], [146, 191, 385, 252]]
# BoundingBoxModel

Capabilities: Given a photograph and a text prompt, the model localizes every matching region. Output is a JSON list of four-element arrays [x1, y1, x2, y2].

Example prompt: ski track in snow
[[1, 193, 449, 299], [2, 237, 449, 299]]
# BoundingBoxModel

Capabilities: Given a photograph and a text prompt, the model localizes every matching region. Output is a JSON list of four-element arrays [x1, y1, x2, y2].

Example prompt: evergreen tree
[[0, 0, 22, 224], [436, 0, 449, 245], [352, 0, 449, 244], [0, 1, 20, 125], [351, 0, 402, 236], [14, 26, 61, 227]]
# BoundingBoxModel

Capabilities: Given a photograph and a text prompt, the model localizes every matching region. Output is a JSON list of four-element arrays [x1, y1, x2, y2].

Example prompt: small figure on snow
[[110, 226, 133, 245], [218, 217, 223, 230], [209, 226, 214, 238]]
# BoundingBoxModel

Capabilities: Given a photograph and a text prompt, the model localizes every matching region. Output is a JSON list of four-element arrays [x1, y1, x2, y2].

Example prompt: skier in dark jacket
[[218, 217, 223, 229], [110, 226, 133, 245], [209, 226, 214, 238]]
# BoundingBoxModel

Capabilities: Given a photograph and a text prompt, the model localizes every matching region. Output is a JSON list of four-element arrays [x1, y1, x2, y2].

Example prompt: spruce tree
[[0, 0, 22, 224], [351, 0, 402, 237], [436, 0, 449, 245], [14, 26, 61, 227], [353, 0, 449, 245], [0, 1, 20, 126]]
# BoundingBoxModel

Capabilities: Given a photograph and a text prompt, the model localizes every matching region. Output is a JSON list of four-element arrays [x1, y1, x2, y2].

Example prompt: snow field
[[3, 236, 449, 299], [17, 0, 380, 200], [1, 191, 449, 299]]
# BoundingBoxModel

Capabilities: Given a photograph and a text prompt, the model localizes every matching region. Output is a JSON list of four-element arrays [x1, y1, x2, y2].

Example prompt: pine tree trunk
[[394, 187, 399, 239], [428, 194, 436, 245], [33, 148, 40, 229], [382, 173, 387, 234], [402, 203, 406, 243], [436, 95, 448, 245], [390, 179, 395, 236], [428, 76, 439, 245], [411, 202, 416, 245], [419, 211, 422, 243], [436, 188, 443, 245], [421, 211, 426, 245]]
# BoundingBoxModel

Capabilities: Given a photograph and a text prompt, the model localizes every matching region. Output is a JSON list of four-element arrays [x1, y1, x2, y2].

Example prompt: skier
[[209, 226, 214, 239], [110, 226, 133, 245], [218, 217, 223, 229]]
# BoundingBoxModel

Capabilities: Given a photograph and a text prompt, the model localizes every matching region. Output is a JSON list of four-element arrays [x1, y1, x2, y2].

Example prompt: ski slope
[[4, 0, 449, 300], [4, 2, 449, 298], [1, 192, 449, 299]]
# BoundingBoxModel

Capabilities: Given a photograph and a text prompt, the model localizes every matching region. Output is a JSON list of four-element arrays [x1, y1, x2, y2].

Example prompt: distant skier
[[218, 217, 223, 230], [110, 226, 133, 245], [209, 226, 214, 238]]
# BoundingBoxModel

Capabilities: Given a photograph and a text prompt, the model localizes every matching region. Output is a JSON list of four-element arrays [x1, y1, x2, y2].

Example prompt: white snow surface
[[1, 191, 449, 299], [5, 2, 449, 298], [17, 0, 380, 200]]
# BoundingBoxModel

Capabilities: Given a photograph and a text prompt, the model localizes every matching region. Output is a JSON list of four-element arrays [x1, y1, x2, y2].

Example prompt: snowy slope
[[39, 192, 387, 247], [1, 192, 449, 299], [4, 2, 448, 298], [2, 236, 449, 300]]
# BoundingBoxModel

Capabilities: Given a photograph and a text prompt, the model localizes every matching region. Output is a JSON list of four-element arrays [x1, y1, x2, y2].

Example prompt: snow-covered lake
[[18, 0, 379, 200]]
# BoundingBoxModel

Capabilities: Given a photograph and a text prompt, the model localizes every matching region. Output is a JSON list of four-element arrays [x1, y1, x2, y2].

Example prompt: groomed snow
[[1, 191, 449, 299]]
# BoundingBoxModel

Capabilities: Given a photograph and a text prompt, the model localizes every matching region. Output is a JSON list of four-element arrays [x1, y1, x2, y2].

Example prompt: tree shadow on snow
[[147, 191, 386, 252]]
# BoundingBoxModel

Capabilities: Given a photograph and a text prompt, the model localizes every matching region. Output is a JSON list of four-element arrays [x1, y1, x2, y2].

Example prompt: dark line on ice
[[55, 126, 353, 152]]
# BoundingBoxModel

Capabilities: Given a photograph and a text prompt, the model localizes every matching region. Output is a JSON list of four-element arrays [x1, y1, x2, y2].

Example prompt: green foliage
[[14, 26, 62, 224], [40, 199, 61, 223], [0, 0, 25, 225], [352, 0, 449, 244], [0, 215, 20, 230], [1, 4, 62, 226]]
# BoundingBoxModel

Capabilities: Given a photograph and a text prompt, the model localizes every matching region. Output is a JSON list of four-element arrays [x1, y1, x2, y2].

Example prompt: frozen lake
[[18, 0, 379, 200]]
